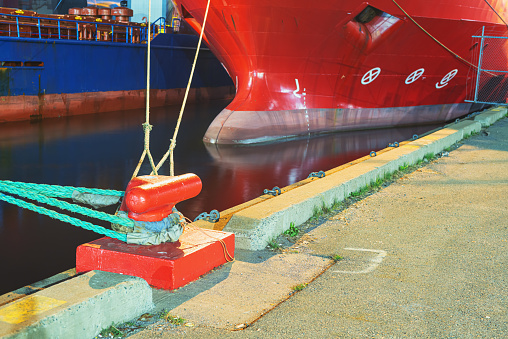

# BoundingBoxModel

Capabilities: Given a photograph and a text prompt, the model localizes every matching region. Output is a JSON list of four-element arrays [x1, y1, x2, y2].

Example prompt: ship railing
[[140, 17, 169, 42], [0, 11, 167, 44]]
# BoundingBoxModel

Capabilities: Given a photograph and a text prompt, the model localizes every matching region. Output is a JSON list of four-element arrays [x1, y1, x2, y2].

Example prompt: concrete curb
[[223, 107, 505, 250], [474, 106, 507, 127], [0, 271, 153, 339]]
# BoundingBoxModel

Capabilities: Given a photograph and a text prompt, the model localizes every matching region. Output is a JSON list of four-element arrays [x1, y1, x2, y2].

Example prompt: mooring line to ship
[[132, 0, 212, 177], [0, 181, 129, 241], [127, 0, 229, 254], [132, 0, 157, 178], [154, 0, 212, 176], [391, 0, 492, 73], [482, 0, 508, 28]]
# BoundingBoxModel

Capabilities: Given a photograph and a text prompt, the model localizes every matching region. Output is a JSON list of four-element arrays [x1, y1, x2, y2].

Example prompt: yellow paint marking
[[83, 243, 101, 249], [424, 135, 447, 140], [0, 295, 67, 324]]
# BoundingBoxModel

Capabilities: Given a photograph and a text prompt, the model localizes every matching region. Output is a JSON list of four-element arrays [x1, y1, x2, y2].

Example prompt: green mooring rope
[[0, 180, 129, 241], [0, 193, 127, 241], [0, 180, 124, 198]]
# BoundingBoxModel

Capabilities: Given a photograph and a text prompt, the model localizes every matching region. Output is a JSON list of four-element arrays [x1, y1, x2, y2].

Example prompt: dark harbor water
[[0, 99, 438, 295]]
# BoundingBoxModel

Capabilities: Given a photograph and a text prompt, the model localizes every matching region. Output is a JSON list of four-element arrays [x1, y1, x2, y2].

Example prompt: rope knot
[[142, 122, 153, 132], [169, 139, 177, 150]]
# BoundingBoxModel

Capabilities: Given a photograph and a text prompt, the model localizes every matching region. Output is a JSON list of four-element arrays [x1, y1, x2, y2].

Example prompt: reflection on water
[[203, 125, 438, 206], [0, 100, 438, 294]]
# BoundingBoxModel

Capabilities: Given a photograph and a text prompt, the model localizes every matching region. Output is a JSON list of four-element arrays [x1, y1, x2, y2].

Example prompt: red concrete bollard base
[[76, 228, 235, 290]]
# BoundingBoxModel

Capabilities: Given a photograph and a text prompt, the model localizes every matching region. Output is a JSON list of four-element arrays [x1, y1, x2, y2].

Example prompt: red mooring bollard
[[120, 173, 202, 221]]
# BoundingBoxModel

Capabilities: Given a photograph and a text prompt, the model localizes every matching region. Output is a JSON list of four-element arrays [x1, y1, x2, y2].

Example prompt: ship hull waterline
[[0, 87, 234, 123], [203, 103, 476, 144]]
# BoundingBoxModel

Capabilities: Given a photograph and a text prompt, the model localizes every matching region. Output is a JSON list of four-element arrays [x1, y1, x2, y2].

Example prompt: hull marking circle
[[361, 67, 381, 85], [436, 69, 458, 88], [405, 68, 425, 84]]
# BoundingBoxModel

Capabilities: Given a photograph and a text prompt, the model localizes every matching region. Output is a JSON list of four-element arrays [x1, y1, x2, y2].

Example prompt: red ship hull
[[174, 0, 508, 144]]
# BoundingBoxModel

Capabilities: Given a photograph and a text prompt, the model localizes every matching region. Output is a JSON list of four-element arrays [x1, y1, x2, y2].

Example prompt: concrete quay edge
[[223, 107, 507, 250], [0, 271, 153, 339], [474, 106, 508, 127], [0, 269, 78, 309]]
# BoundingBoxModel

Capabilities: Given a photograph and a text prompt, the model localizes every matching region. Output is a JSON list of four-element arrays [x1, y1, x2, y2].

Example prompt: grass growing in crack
[[463, 131, 480, 139], [311, 206, 321, 221], [100, 325, 123, 337], [424, 152, 435, 161], [332, 255, 343, 261], [350, 189, 362, 198], [309, 199, 346, 222], [284, 222, 299, 237], [267, 238, 281, 250], [372, 177, 383, 189], [311, 203, 331, 221], [292, 283, 308, 291], [321, 202, 331, 214], [161, 311, 186, 325], [332, 200, 343, 210], [351, 182, 377, 197], [399, 163, 409, 171], [384, 171, 394, 180]]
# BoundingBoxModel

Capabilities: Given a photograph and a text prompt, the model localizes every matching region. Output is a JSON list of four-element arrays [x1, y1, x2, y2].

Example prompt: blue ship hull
[[0, 33, 234, 121]]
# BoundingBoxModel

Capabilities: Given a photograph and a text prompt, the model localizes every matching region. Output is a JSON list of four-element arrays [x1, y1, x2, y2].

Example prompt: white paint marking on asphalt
[[332, 247, 387, 274]]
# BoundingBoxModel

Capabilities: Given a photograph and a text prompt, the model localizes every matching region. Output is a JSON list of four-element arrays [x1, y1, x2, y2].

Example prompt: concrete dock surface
[[130, 115, 508, 338]]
